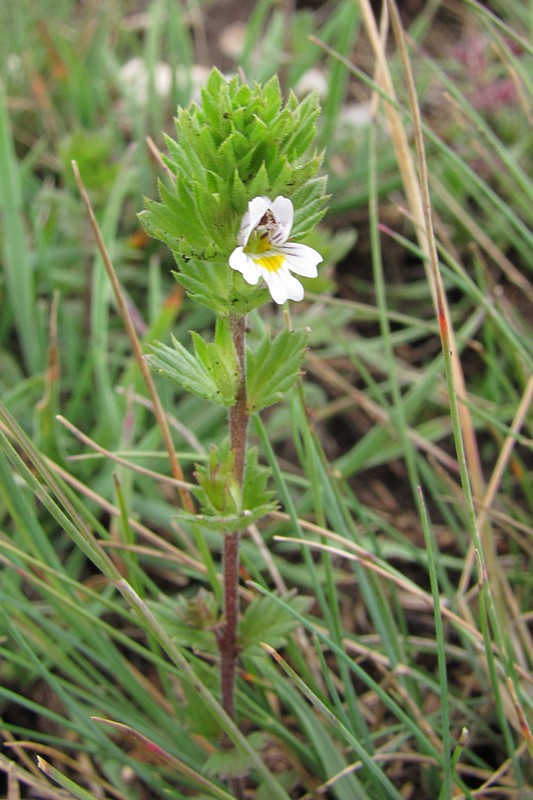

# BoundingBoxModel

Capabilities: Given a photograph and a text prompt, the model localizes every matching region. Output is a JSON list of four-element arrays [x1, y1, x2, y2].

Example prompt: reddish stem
[[218, 313, 249, 741], [220, 530, 240, 720], [228, 314, 249, 486]]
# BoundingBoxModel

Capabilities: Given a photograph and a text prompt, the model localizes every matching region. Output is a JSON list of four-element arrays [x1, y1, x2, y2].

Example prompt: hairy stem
[[220, 530, 240, 719], [229, 314, 249, 486], [219, 313, 249, 722]]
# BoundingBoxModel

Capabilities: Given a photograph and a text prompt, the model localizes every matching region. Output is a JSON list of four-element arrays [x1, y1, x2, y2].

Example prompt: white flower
[[229, 196, 322, 304]]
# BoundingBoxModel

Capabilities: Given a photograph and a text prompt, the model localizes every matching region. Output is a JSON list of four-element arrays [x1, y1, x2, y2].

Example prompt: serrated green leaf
[[148, 591, 218, 654], [247, 162, 271, 199], [176, 504, 275, 534], [183, 443, 276, 532], [260, 75, 283, 121], [146, 335, 234, 407], [268, 157, 293, 190], [172, 271, 228, 314], [189, 320, 237, 404], [163, 129, 206, 187], [242, 447, 276, 512], [291, 176, 329, 238], [203, 66, 225, 101], [205, 732, 269, 778], [194, 443, 241, 516], [230, 169, 249, 215], [286, 115, 317, 161], [239, 594, 313, 658], [247, 329, 309, 412]]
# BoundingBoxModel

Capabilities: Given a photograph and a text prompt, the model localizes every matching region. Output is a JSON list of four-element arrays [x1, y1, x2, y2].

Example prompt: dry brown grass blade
[[115, 385, 205, 453], [7, 762, 19, 800], [145, 135, 174, 180], [71, 160, 195, 513], [0, 752, 71, 800], [358, 0, 486, 506], [361, 0, 531, 667], [56, 414, 193, 491]]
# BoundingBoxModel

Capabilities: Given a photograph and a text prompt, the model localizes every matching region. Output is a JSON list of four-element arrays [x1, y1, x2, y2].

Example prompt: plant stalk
[[216, 313, 249, 799], [228, 314, 249, 487], [219, 313, 249, 720]]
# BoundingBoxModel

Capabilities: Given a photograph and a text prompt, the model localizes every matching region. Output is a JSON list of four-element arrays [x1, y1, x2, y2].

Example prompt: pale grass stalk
[[377, 3, 529, 711], [453, 740, 528, 800], [93, 719, 234, 800], [262, 643, 405, 799], [376, 662, 443, 752], [475, 377, 533, 667], [506, 678, 533, 760], [12, 744, 123, 800], [0, 732, 42, 782], [114, 385, 205, 453], [7, 761, 19, 800], [71, 161, 194, 514], [145, 135, 175, 180], [0, 754, 69, 800], [358, 0, 486, 546], [56, 414, 194, 491]]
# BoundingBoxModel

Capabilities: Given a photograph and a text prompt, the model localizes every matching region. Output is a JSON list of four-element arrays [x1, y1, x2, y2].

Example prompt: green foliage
[[182, 445, 277, 533], [239, 594, 312, 658], [204, 732, 268, 779], [37, 758, 100, 800], [59, 129, 118, 196], [149, 590, 219, 655], [146, 316, 238, 407], [139, 68, 328, 312], [247, 327, 309, 412], [0, 80, 42, 374], [148, 321, 310, 417], [2, 0, 533, 798]]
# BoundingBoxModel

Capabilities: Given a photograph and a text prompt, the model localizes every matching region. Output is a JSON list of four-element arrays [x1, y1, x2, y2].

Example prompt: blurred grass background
[[1, 0, 532, 798]]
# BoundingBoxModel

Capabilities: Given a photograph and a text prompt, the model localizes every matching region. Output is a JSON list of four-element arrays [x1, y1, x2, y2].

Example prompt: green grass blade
[[0, 80, 42, 372]]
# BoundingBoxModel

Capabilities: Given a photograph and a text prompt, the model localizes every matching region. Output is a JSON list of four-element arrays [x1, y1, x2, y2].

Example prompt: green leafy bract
[[148, 590, 218, 654], [239, 594, 313, 659], [204, 732, 269, 778], [146, 317, 238, 407], [247, 328, 310, 412], [176, 444, 277, 534]]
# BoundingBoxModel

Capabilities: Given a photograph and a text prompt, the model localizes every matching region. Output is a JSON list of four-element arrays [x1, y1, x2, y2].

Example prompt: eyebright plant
[[139, 67, 328, 763]]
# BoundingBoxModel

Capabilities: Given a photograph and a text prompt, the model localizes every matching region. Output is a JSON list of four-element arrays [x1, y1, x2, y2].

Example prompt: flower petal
[[269, 196, 293, 244], [238, 196, 271, 246], [229, 247, 261, 284], [262, 264, 304, 304], [279, 242, 322, 277]]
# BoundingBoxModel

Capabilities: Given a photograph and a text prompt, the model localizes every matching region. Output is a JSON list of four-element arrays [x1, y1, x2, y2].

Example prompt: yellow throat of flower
[[244, 230, 284, 272]]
